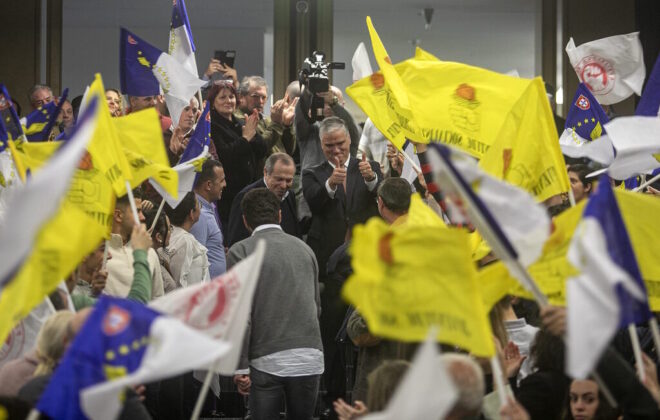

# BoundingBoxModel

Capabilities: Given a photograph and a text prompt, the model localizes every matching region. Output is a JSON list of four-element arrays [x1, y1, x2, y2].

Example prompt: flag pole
[[149, 199, 167, 234], [101, 240, 110, 269], [401, 146, 422, 174], [633, 172, 660, 192], [628, 323, 646, 382], [190, 361, 219, 420], [26, 409, 40, 420], [489, 356, 508, 408], [125, 181, 141, 225], [590, 371, 618, 409], [649, 317, 660, 364], [567, 188, 576, 207]]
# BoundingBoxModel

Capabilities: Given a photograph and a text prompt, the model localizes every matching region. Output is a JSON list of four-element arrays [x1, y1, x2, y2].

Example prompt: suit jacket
[[226, 178, 301, 246], [302, 157, 382, 277]]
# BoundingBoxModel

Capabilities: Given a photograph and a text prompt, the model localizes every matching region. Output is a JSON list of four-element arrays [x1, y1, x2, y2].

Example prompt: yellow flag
[[9, 140, 117, 236], [85, 74, 133, 196], [404, 194, 446, 228], [477, 189, 660, 310], [0, 202, 105, 344], [343, 218, 495, 357], [479, 78, 570, 202], [113, 108, 178, 199]]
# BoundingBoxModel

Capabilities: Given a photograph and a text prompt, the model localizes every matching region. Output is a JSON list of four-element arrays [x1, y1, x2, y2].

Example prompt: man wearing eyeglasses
[[235, 76, 297, 172]]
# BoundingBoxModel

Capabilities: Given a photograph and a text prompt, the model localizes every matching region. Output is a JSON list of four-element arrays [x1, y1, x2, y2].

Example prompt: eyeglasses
[[249, 93, 267, 101], [33, 96, 54, 107]]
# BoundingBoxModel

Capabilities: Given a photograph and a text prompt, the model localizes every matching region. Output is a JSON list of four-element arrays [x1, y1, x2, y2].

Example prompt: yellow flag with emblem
[[343, 217, 494, 356], [113, 109, 178, 199], [9, 140, 117, 236]]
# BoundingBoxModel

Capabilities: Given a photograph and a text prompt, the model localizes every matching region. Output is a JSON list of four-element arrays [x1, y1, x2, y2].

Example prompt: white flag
[[362, 329, 458, 420], [150, 240, 265, 374], [566, 32, 645, 105], [605, 116, 660, 179], [352, 42, 373, 81], [0, 297, 55, 369], [400, 141, 421, 186]]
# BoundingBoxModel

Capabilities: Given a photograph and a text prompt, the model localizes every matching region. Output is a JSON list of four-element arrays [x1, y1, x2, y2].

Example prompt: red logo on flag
[[576, 95, 590, 110], [127, 35, 137, 45], [0, 94, 8, 111], [102, 306, 132, 336], [205, 111, 211, 122], [575, 55, 615, 95]]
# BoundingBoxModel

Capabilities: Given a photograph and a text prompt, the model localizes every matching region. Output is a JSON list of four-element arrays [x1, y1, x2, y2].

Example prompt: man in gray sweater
[[228, 188, 323, 420]]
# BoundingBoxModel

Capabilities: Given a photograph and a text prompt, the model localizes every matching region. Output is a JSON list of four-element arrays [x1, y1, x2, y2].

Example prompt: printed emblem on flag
[[102, 306, 131, 336], [575, 55, 615, 95], [0, 323, 25, 364], [0, 94, 8, 111], [205, 111, 211, 122], [127, 35, 137, 45], [576, 94, 590, 110], [449, 83, 481, 133], [183, 277, 235, 329], [370, 73, 385, 90]]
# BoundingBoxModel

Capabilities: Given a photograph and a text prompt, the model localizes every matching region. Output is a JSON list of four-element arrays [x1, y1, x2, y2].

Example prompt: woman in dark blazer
[[207, 80, 267, 231]]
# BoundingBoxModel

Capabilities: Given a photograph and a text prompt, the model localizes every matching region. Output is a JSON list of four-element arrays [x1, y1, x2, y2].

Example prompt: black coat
[[302, 157, 381, 277], [210, 109, 268, 228], [226, 178, 301, 246]]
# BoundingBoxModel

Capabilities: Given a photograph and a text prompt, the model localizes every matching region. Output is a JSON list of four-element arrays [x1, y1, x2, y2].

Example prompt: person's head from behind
[[113, 188, 144, 242], [530, 329, 564, 372], [144, 207, 172, 249], [241, 188, 281, 232], [377, 178, 412, 224], [34, 311, 76, 376], [165, 191, 200, 230], [264, 153, 295, 200], [128, 95, 157, 112], [194, 159, 226, 203], [319, 116, 350, 167], [440, 353, 485, 420], [208, 80, 237, 120], [178, 96, 200, 132], [568, 164, 593, 203], [567, 379, 619, 420], [29, 84, 54, 110], [239, 76, 268, 115], [285, 80, 302, 102], [366, 360, 410, 412]]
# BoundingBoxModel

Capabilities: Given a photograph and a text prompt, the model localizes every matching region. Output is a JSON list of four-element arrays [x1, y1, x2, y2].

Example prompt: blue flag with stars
[[171, 0, 195, 52], [23, 88, 69, 142], [179, 101, 210, 163], [559, 83, 609, 148], [36, 295, 230, 420], [636, 52, 660, 117], [120, 28, 163, 97], [0, 84, 24, 148]]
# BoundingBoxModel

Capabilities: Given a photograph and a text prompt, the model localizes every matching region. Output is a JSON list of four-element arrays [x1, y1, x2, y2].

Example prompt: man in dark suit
[[302, 116, 382, 413], [226, 153, 300, 246]]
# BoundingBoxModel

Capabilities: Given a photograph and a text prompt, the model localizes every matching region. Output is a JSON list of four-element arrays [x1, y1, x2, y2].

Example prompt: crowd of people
[[1, 53, 660, 420]]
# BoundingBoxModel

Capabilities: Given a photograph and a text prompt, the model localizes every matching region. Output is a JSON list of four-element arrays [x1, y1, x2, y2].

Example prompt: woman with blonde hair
[[33, 310, 75, 377]]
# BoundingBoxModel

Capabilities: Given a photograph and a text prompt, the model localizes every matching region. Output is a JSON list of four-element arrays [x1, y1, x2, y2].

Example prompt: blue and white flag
[[22, 88, 68, 142], [179, 101, 211, 164], [169, 0, 198, 77], [37, 296, 230, 420], [559, 83, 609, 156], [427, 143, 551, 267], [636, 52, 660, 117], [0, 84, 24, 145], [567, 175, 652, 379], [120, 28, 205, 127]]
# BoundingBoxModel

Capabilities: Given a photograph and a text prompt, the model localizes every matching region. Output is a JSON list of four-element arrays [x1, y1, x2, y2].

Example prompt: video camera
[[299, 51, 345, 121]]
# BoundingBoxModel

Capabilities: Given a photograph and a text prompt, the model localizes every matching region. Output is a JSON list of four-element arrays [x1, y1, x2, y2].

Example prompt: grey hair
[[239, 76, 268, 97], [264, 152, 294, 175], [319, 116, 349, 140], [28, 84, 53, 102], [439, 353, 485, 418]]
